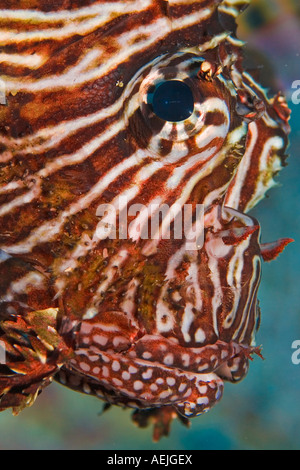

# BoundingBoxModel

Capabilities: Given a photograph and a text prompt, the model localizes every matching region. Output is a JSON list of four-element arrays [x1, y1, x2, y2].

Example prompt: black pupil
[[149, 80, 194, 122]]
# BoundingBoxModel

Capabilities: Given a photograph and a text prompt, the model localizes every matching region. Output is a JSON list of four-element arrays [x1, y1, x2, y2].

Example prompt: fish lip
[[127, 335, 236, 375]]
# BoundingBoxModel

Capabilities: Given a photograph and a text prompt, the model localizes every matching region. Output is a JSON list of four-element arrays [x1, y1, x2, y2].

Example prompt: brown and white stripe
[[0, 0, 291, 420]]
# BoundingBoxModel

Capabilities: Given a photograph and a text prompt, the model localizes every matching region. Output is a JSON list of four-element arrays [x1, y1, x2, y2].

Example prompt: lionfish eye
[[126, 53, 233, 155], [148, 80, 194, 122]]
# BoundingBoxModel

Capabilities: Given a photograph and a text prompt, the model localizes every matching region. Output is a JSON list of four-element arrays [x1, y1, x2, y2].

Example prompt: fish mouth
[[126, 333, 261, 379], [63, 329, 262, 419]]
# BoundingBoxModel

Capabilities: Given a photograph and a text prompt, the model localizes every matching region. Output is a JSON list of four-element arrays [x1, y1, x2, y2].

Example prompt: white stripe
[[186, 262, 203, 311], [0, 1, 152, 21], [0, 179, 41, 217], [163, 217, 204, 280], [83, 250, 129, 319], [0, 17, 114, 44], [0, 52, 45, 68], [181, 303, 195, 343], [233, 255, 261, 342], [166, 147, 217, 189], [227, 235, 251, 289], [223, 237, 251, 330], [0, 118, 128, 213]]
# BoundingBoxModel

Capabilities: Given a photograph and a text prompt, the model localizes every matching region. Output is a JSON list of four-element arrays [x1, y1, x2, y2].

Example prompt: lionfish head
[[0, 0, 292, 439]]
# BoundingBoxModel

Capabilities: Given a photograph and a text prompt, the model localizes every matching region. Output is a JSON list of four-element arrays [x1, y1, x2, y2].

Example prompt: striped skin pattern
[[0, 0, 292, 439]]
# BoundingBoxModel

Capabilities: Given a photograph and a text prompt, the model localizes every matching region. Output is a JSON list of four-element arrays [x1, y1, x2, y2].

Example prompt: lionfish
[[0, 0, 292, 441]]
